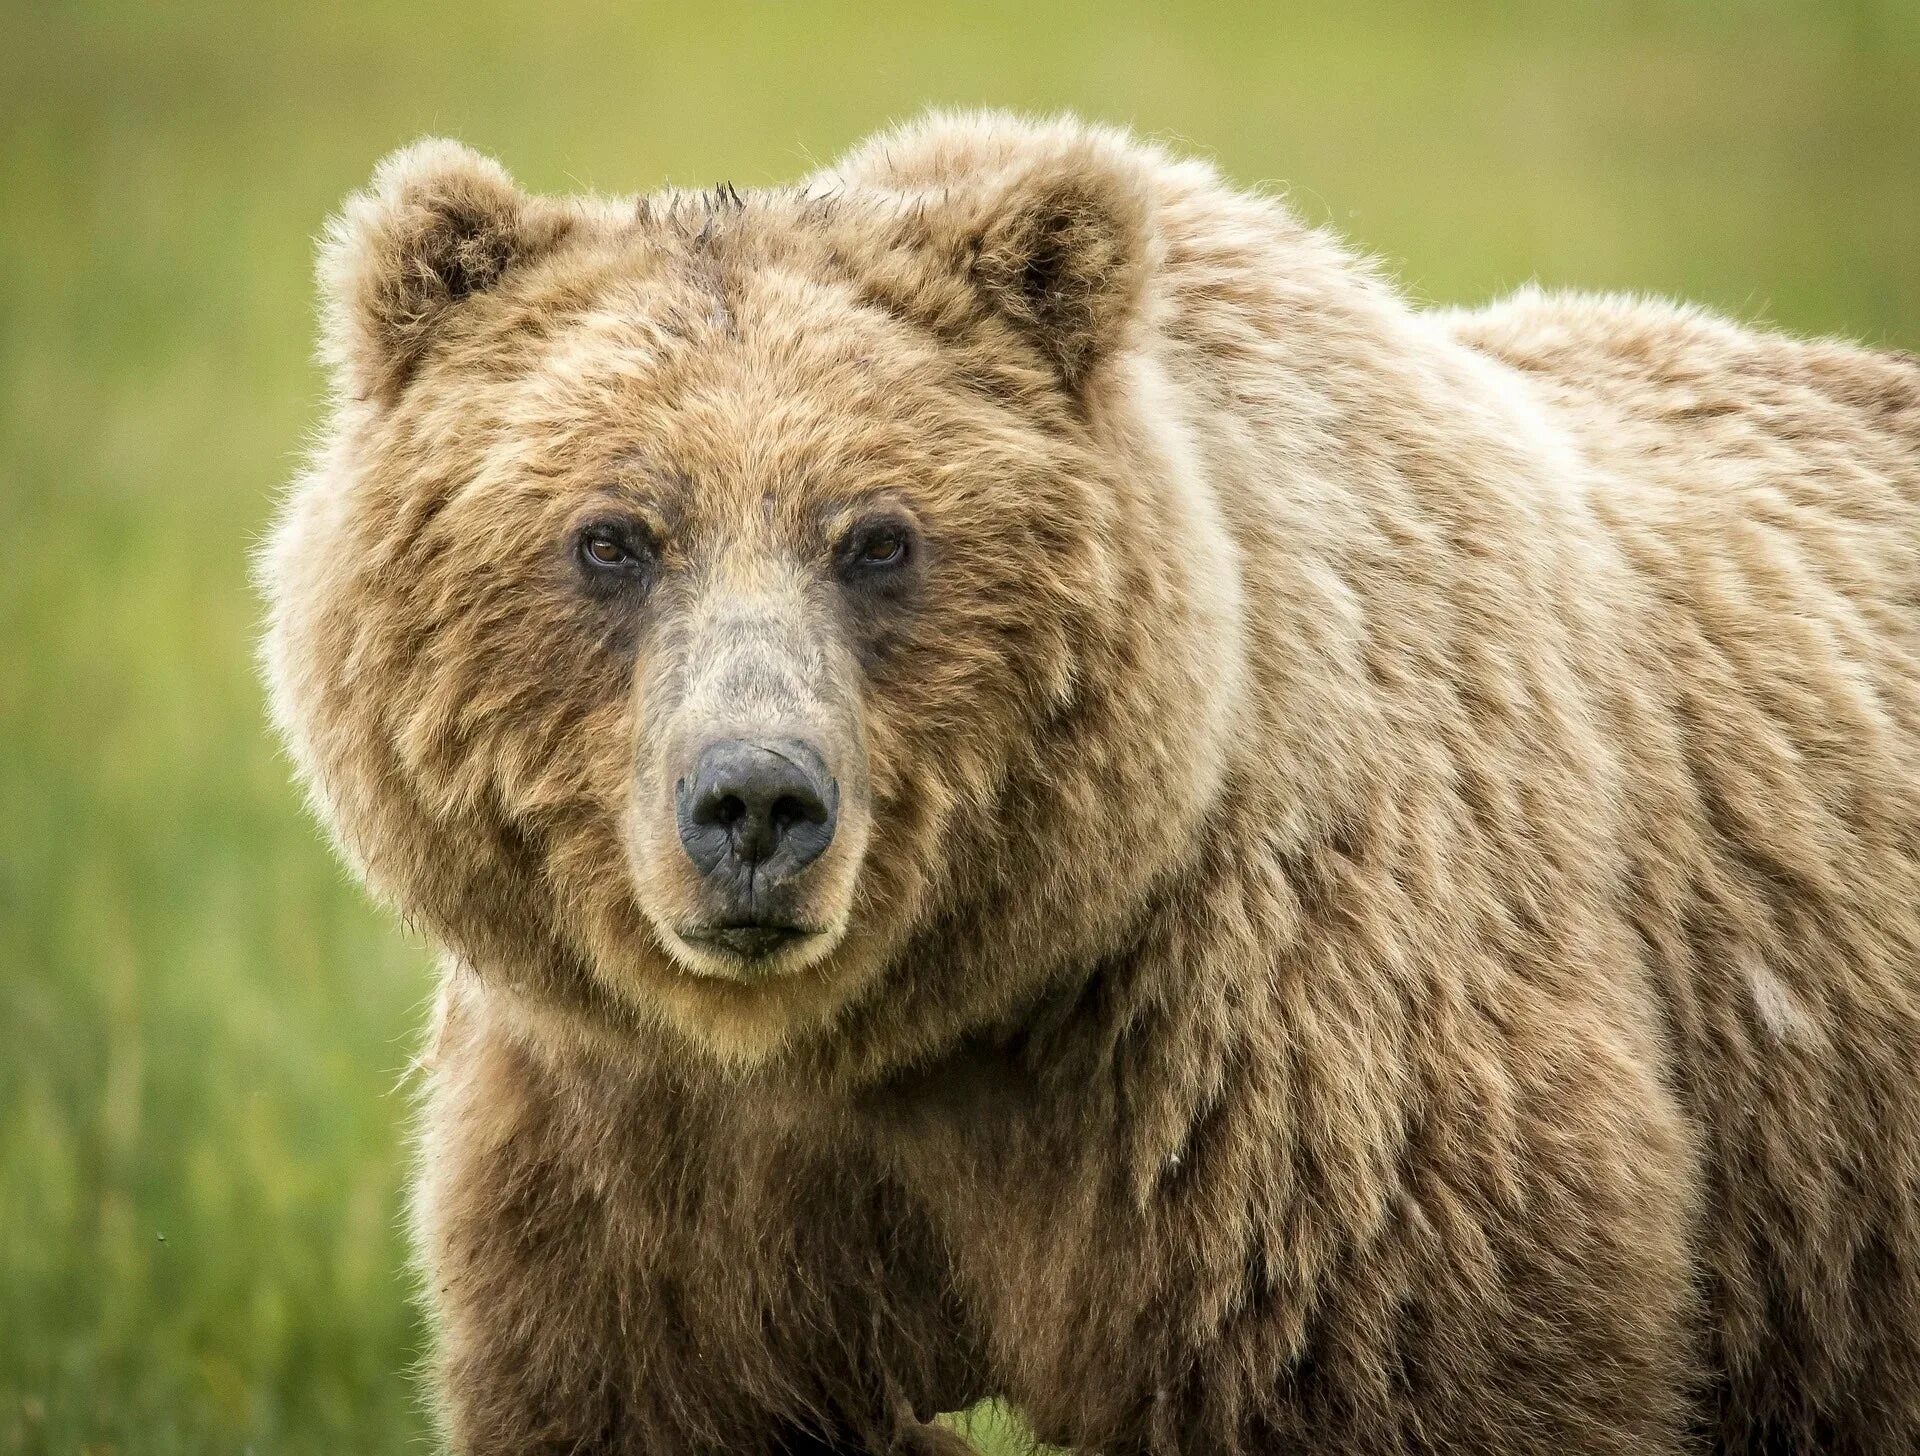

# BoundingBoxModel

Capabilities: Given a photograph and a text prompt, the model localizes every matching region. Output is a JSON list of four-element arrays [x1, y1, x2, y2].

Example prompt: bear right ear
[[319, 139, 575, 405]]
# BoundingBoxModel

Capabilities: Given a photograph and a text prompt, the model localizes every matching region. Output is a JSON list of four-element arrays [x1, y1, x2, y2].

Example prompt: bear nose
[[676, 739, 838, 884]]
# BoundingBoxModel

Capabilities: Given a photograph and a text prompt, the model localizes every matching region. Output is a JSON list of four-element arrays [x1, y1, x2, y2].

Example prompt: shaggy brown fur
[[260, 113, 1920, 1455]]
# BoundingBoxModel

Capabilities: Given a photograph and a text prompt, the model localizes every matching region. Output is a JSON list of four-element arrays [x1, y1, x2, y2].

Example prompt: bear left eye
[[859, 530, 906, 566], [838, 521, 915, 578]]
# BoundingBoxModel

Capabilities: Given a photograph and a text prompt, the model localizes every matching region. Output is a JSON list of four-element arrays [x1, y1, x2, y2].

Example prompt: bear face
[[263, 128, 1248, 1072]]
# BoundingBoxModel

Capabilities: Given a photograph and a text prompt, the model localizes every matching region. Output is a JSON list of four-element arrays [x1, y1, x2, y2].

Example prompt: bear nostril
[[770, 794, 816, 831], [715, 795, 747, 828]]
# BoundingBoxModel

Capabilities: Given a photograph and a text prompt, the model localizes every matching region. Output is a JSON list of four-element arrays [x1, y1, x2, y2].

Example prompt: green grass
[[2, 1, 1915, 1450]]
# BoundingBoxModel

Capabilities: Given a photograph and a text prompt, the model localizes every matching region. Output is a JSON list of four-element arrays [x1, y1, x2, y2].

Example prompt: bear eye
[[838, 521, 915, 579], [585, 535, 630, 566], [859, 530, 907, 567], [572, 521, 656, 581]]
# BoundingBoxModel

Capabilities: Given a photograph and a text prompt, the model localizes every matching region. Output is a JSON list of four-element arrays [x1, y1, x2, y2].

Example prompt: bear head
[[262, 115, 1248, 1076]]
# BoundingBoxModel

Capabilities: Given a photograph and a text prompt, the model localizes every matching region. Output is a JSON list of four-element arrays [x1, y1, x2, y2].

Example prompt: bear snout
[[673, 737, 840, 948]]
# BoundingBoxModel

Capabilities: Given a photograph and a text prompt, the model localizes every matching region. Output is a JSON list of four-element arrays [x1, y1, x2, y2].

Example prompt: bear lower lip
[[681, 923, 817, 960]]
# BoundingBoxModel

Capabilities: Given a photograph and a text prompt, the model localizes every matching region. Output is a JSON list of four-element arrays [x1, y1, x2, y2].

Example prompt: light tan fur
[[261, 112, 1920, 1454]]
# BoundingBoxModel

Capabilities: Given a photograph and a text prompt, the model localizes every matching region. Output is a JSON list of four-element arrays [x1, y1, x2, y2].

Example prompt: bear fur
[[260, 113, 1920, 1455]]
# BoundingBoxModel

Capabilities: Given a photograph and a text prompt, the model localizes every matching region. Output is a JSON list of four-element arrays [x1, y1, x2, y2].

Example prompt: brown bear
[[260, 112, 1920, 1455]]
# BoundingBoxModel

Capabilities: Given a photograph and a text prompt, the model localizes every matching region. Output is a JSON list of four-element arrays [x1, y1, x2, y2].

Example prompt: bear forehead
[[462, 237, 909, 398], [389, 231, 1059, 524], [542, 277, 930, 439], [517, 314, 979, 516]]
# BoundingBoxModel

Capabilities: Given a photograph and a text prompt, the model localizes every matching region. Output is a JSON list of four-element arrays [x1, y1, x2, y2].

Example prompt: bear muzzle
[[672, 737, 839, 959]]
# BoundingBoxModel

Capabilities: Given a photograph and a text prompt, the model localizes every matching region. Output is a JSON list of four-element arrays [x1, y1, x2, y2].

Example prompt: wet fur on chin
[[264, 110, 1920, 1454]]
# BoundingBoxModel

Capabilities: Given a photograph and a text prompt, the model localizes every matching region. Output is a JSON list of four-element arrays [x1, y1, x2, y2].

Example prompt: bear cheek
[[621, 796, 706, 938]]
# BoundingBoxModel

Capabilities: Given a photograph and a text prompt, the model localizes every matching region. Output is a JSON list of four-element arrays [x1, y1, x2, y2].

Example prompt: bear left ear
[[319, 139, 576, 404], [963, 152, 1156, 393], [838, 116, 1159, 396]]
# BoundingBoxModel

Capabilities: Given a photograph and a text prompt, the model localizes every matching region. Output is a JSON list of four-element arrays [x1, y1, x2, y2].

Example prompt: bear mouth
[[677, 921, 823, 962]]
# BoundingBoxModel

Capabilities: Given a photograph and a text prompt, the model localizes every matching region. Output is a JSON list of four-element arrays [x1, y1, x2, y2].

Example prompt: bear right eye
[[572, 521, 656, 582], [585, 534, 631, 567]]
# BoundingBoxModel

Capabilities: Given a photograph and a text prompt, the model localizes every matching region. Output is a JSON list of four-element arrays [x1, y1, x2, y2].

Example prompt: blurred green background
[[2, 0, 1916, 1451]]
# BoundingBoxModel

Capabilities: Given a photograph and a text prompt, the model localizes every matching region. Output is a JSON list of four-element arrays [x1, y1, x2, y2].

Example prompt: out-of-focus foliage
[[2, 1, 1913, 1450]]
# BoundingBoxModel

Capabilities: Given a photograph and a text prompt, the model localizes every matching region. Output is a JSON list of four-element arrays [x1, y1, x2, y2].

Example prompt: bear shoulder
[[1444, 286, 1920, 458]]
